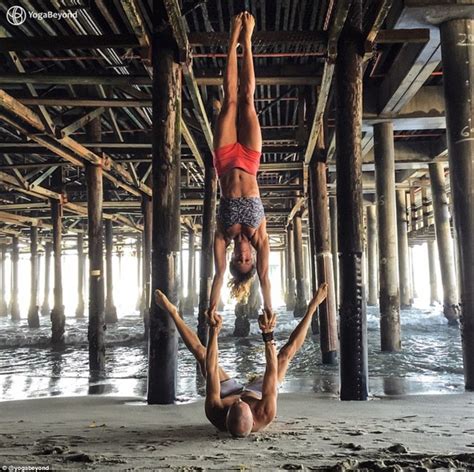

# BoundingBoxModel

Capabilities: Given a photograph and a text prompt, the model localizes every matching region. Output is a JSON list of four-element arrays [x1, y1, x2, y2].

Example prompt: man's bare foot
[[230, 13, 244, 46], [307, 283, 329, 315], [240, 11, 255, 44], [154, 289, 177, 315]]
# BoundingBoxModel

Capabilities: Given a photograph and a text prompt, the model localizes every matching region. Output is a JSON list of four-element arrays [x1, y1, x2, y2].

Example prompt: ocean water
[[0, 302, 464, 402]]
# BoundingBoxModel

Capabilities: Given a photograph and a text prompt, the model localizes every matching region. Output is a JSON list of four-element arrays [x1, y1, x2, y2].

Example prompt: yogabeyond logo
[[6, 5, 78, 25]]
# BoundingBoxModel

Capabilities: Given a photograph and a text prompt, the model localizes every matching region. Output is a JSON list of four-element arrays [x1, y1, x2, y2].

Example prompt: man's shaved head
[[226, 400, 254, 437]]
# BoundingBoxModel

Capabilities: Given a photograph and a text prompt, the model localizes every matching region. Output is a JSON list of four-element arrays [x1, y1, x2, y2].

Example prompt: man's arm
[[256, 223, 272, 315], [209, 229, 227, 313], [204, 314, 223, 409], [258, 311, 278, 419]]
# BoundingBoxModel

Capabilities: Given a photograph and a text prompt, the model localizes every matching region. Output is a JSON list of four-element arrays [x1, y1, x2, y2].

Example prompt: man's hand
[[258, 309, 276, 334], [206, 310, 223, 333]]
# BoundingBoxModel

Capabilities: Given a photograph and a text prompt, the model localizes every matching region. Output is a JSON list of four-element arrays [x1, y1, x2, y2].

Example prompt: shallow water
[[0, 302, 464, 402]]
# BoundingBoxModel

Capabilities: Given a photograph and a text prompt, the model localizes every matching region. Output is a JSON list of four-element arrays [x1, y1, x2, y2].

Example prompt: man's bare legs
[[237, 12, 262, 152], [276, 283, 329, 384], [213, 14, 242, 150], [154, 290, 230, 381]]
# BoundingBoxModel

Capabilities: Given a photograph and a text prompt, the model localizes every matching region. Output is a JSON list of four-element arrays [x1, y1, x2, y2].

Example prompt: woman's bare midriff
[[219, 168, 260, 198]]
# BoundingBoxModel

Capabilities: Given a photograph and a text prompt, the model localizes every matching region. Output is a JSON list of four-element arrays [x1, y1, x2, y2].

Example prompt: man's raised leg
[[277, 283, 328, 383], [155, 289, 230, 380]]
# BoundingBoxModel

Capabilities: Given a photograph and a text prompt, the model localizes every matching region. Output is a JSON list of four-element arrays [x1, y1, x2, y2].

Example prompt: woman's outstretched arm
[[209, 229, 227, 313], [255, 221, 272, 315]]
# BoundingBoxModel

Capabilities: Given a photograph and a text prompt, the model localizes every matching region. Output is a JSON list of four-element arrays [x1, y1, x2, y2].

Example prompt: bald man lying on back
[[155, 283, 328, 437]]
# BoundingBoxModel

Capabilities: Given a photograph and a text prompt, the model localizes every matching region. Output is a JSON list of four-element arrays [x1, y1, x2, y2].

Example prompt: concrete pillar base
[[322, 351, 338, 365], [75, 301, 85, 319], [105, 304, 118, 324], [234, 305, 251, 337], [27, 305, 40, 328], [10, 302, 20, 321], [50, 306, 65, 347], [0, 302, 7, 317], [293, 298, 307, 318]]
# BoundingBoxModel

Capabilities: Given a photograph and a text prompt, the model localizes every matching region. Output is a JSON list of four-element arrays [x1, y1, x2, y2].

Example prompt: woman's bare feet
[[154, 289, 178, 316], [230, 13, 244, 46], [240, 11, 255, 44]]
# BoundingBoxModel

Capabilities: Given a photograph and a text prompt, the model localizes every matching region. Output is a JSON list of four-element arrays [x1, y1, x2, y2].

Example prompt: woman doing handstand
[[209, 12, 271, 316]]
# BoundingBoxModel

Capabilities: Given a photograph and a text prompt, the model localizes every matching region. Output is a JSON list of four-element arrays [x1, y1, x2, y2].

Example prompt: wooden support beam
[[188, 31, 326, 48], [286, 197, 305, 227], [195, 67, 321, 86], [0, 170, 139, 232], [0, 73, 151, 86], [19, 97, 152, 108], [304, 0, 351, 166], [58, 107, 106, 138], [10, 236, 20, 320], [364, 0, 394, 49], [29, 165, 59, 189], [0, 89, 152, 198], [3, 154, 29, 190], [181, 119, 204, 170], [375, 28, 430, 44], [121, 0, 152, 74], [0, 34, 140, 52], [327, 0, 353, 59], [0, 27, 55, 134]]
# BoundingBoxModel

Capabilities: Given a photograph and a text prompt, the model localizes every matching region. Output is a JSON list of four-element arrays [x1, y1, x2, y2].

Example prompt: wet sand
[[1, 393, 474, 470]]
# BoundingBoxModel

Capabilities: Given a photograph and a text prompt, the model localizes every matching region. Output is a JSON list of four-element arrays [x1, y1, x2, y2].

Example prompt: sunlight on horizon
[[1, 241, 443, 319]]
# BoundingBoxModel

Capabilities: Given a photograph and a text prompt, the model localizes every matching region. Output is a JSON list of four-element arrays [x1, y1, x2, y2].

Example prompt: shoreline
[[1, 393, 474, 470]]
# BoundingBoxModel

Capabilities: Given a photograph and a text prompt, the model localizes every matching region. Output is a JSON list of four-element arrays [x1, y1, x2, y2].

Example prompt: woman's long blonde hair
[[228, 259, 256, 303]]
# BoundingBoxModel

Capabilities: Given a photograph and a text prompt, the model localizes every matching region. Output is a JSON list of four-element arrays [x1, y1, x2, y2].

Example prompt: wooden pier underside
[[0, 0, 456, 250]]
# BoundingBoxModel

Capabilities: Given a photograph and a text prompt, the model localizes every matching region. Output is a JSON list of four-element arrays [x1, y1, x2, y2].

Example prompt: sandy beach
[[1, 393, 474, 470]]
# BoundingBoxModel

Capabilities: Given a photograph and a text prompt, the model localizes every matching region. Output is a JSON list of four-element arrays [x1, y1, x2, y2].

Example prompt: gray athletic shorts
[[220, 377, 264, 400]]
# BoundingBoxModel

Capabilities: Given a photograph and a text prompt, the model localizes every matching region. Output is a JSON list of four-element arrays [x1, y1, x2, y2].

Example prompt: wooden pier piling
[[141, 192, 152, 336], [10, 236, 20, 321], [50, 168, 65, 346], [440, 17, 473, 386], [0, 244, 7, 317], [396, 190, 412, 309], [41, 242, 52, 317], [197, 163, 217, 345], [293, 211, 307, 317], [374, 122, 401, 352], [148, 5, 180, 404], [86, 117, 105, 372], [366, 205, 378, 306], [286, 224, 296, 311], [75, 233, 85, 318], [335, 0, 368, 400], [429, 163, 459, 324], [310, 161, 338, 363], [105, 220, 118, 324], [27, 226, 40, 328]]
